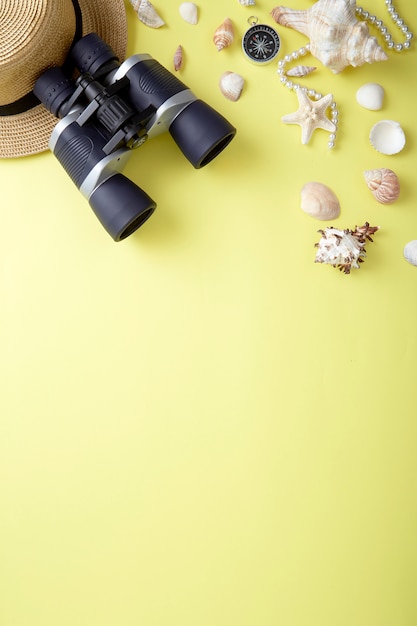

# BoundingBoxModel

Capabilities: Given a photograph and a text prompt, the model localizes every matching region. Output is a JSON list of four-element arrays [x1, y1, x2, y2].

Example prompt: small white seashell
[[179, 2, 198, 25], [238, 0, 255, 5], [404, 240, 417, 266], [219, 71, 244, 101], [213, 18, 234, 51], [369, 120, 406, 155], [131, 0, 165, 28], [173, 44, 183, 71], [356, 82, 385, 111], [363, 168, 400, 204], [300, 181, 340, 221], [285, 65, 317, 77]]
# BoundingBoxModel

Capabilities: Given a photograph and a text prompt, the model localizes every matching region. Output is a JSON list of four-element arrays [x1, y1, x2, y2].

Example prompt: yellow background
[[1, 1, 417, 624]]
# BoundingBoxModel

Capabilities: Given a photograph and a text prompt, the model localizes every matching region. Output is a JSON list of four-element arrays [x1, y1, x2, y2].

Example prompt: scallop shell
[[179, 2, 198, 25], [173, 45, 183, 71], [363, 168, 400, 204], [369, 120, 406, 155], [404, 240, 417, 267], [271, 0, 388, 74], [356, 82, 385, 111], [219, 71, 244, 101], [131, 0, 165, 28], [285, 65, 317, 77], [300, 181, 340, 221], [213, 18, 234, 51], [239, 0, 255, 5]]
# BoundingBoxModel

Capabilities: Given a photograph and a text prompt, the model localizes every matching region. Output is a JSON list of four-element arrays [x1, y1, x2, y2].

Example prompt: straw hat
[[0, 0, 127, 158]]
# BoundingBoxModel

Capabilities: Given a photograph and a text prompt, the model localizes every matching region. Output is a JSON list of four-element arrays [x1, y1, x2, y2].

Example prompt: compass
[[242, 17, 281, 64]]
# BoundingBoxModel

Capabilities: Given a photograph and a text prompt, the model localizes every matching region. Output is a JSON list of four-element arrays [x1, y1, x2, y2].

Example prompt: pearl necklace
[[277, 0, 414, 149]]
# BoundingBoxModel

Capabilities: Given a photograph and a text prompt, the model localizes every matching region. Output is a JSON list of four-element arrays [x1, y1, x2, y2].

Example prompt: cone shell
[[179, 2, 198, 25], [219, 71, 244, 101], [213, 18, 234, 51], [364, 168, 400, 204], [369, 120, 406, 155], [271, 0, 388, 73], [131, 0, 165, 28], [300, 181, 341, 220], [404, 240, 417, 267], [173, 45, 183, 71], [285, 65, 317, 77]]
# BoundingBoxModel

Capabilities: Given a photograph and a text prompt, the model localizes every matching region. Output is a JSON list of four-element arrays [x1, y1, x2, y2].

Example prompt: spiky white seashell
[[285, 65, 317, 77], [363, 168, 400, 204], [238, 0, 255, 5], [300, 181, 340, 220], [173, 44, 183, 71], [179, 2, 198, 25], [356, 82, 385, 111], [219, 71, 244, 101], [131, 0, 165, 28], [404, 240, 417, 267], [271, 0, 388, 73], [369, 120, 406, 155], [314, 223, 379, 273], [213, 18, 234, 51]]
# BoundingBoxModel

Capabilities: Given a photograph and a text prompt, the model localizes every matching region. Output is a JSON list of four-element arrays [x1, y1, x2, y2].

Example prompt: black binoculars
[[34, 33, 236, 241]]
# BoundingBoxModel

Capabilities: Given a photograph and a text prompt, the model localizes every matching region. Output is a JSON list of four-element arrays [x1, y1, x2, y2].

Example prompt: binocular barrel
[[34, 33, 236, 240]]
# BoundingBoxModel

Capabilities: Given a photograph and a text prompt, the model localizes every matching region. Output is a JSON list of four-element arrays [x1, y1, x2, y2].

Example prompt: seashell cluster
[[314, 222, 380, 273], [173, 45, 183, 71], [130, 0, 165, 28], [213, 18, 234, 51], [356, 82, 385, 111], [369, 120, 406, 155], [285, 65, 317, 77], [404, 240, 417, 267], [219, 71, 245, 101], [179, 2, 198, 25], [300, 181, 340, 220], [271, 0, 388, 73], [363, 168, 400, 204]]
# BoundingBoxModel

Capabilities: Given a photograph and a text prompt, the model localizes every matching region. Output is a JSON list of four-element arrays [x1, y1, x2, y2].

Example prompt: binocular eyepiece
[[34, 33, 236, 241]]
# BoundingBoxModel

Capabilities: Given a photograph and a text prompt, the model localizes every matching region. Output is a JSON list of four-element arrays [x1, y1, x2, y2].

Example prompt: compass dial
[[242, 24, 281, 64]]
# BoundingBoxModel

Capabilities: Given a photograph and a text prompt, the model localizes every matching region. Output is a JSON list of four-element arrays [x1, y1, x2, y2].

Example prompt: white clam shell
[[356, 82, 385, 110], [369, 120, 406, 155], [219, 71, 244, 101], [131, 0, 165, 28], [404, 240, 417, 266], [300, 181, 341, 220], [179, 2, 198, 25], [363, 168, 400, 204]]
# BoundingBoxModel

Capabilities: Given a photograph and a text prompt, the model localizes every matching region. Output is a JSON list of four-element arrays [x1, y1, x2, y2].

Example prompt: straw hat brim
[[0, 0, 127, 159]]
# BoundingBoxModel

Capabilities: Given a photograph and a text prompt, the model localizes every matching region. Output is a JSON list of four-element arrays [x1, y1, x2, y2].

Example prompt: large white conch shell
[[130, 0, 165, 28], [271, 0, 388, 73], [315, 222, 379, 273]]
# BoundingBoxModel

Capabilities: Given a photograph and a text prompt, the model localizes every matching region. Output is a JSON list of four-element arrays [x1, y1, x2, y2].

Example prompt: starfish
[[281, 89, 336, 144]]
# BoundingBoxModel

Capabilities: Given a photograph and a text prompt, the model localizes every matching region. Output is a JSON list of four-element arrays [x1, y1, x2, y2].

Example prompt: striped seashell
[[363, 168, 400, 204], [173, 44, 183, 71], [213, 18, 234, 51]]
